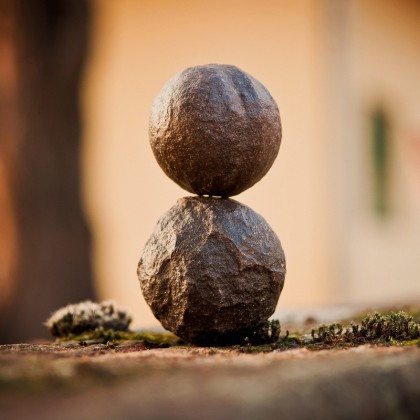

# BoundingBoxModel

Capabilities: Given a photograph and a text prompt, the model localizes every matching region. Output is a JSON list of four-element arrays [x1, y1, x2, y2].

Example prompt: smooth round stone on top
[[149, 64, 282, 197], [137, 196, 286, 346]]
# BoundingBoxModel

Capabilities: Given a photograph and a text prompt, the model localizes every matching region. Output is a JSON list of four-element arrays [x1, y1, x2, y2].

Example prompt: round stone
[[149, 64, 282, 197], [137, 196, 286, 345]]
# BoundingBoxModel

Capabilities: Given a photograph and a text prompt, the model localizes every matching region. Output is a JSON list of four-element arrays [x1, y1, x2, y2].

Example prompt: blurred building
[[84, 0, 420, 328]]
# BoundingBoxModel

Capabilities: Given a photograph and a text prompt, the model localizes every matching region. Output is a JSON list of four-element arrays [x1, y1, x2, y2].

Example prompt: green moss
[[57, 329, 182, 348], [51, 307, 419, 352], [397, 338, 420, 347], [309, 311, 420, 349], [238, 311, 420, 352], [46, 301, 182, 348], [245, 319, 281, 345]]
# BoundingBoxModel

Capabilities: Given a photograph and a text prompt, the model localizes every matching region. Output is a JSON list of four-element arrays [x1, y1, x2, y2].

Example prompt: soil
[[1, 341, 419, 419]]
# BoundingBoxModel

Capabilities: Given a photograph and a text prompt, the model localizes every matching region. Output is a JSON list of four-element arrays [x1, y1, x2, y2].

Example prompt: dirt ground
[[0, 342, 419, 419]]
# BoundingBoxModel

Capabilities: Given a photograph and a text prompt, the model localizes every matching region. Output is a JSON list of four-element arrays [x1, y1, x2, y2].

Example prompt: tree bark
[[0, 0, 95, 343]]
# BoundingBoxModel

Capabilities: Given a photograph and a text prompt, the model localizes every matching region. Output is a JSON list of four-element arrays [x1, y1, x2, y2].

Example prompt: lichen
[[46, 301, 132, 337]]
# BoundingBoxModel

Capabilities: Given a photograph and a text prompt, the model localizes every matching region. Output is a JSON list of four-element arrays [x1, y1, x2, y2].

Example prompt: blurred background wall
[[1, 0, 420, 341], [0, 0, 95, 342]]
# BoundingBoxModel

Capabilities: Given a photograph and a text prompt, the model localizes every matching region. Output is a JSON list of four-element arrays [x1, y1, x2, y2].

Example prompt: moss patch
[[309, 311, 420, 348], [239, 311, 420, 353], [51, 306, 419, 352], [57, 329, 182, 348]]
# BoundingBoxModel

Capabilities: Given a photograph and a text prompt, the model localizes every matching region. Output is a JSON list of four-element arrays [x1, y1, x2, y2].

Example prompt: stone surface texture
[[149, 64, 282, 197], [1, 344, 419, 420], [138, 196, 286, 345]]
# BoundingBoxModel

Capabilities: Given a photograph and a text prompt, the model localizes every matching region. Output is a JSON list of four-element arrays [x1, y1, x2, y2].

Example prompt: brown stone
[[149, 64, 282, 197], [137, 196, 286, 345]]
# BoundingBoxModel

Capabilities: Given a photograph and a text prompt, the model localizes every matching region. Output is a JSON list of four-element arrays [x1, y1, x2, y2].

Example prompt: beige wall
[[340, 0, 420, 303], [83, 0, 420, 328]]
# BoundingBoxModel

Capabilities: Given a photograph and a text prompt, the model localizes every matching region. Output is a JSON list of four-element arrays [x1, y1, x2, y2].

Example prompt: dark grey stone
[[149, 64, 282, 197], [138, 196, 286, 345]]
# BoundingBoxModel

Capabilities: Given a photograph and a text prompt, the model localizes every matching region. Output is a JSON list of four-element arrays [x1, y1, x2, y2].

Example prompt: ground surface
[[1, 341, 419, 419]]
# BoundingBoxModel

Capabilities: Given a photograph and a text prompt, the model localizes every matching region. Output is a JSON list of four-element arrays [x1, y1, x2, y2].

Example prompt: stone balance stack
[[138, 64, 286, 346]]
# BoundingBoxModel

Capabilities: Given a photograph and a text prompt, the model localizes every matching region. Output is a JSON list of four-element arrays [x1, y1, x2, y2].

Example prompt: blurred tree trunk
[[0, 0, 95, 343]]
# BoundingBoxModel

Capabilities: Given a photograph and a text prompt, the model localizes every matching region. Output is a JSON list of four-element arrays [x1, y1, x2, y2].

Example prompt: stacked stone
[[138, 64, 286, 346]]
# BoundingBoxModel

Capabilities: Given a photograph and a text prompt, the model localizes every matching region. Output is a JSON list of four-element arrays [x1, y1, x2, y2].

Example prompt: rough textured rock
[[138, 196, 286, 345], [149, 64, 282, 197]]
